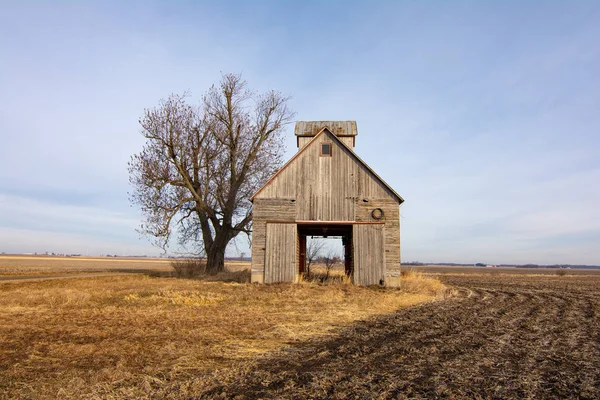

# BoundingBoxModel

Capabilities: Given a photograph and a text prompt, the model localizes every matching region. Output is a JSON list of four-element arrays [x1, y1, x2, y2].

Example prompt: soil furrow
[[194, 274, 600, 399]]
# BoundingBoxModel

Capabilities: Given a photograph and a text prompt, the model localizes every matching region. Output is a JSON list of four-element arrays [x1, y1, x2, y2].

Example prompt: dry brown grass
[[0, 271, 445, 399], [0, 255, 172, 277], [304, 267, 450, 298], [0, 255, 251, 277], [400, 268, 451, 297]]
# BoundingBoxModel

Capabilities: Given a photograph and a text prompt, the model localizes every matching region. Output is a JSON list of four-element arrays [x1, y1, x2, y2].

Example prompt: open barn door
[[353, 224, 385, 286], [264, 223, 298, 283]]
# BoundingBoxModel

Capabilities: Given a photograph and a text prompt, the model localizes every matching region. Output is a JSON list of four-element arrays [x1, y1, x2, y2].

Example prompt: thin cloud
[[0, 1, 598, 264]]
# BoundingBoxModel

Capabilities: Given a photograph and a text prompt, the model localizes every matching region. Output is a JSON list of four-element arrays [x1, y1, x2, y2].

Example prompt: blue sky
[[1, 1, 599, 264]]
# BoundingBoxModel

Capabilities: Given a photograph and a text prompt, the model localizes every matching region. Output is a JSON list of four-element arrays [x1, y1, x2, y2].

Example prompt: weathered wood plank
[[251, 220, 267, 275], [253, 198, 296, 221], [355, 198, 401, 275], [353, 224, 385, 286], [264, 223, 297, 283]]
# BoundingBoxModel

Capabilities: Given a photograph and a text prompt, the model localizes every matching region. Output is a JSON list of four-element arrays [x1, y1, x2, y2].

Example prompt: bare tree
[[128, 74, 295, 273], [305, 238, 326, 277], [323, 249, 341, 280]]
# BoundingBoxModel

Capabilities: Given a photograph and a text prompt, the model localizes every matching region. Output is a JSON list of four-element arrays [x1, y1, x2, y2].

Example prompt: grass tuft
[[401, 268, 450, 297], [171, 258, 207, 278]]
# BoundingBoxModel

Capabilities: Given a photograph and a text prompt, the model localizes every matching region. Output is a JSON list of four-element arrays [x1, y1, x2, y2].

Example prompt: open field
[[412, 264, 600, 276], [2, 255, 597, 279], [0, 255, 250, 278], [0, 267, 445, 399], [197, 272, 600, 399], [1, 258, 599, 399]]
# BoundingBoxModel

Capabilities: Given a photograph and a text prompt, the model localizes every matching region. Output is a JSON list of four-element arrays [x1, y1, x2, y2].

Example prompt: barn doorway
[[297, 223, 353, 281]]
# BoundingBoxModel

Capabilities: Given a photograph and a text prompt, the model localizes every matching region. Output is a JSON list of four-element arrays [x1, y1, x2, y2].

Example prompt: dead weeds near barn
[[0, 273, 446, 399]]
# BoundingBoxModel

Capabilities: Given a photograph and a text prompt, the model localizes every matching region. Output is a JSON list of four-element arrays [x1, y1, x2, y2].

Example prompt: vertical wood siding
[[252, 127, 401, 285], [251, 220, 267, 275], [298, 135, 353, 150], [298, 136, 312, 149], [355, 199, 401, 275], [255, 130, 395, 221], [353, 224, 385, 285], [251, 199, 296, 277], [338, 136, 354, 148], [264, 223, 297, 283]]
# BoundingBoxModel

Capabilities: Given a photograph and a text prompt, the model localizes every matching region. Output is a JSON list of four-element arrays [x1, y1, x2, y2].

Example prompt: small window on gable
[[320, 143, 332, 157]]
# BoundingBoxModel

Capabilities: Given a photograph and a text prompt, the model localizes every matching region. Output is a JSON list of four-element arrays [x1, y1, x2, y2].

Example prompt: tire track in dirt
[[195, 274, 600, 399]]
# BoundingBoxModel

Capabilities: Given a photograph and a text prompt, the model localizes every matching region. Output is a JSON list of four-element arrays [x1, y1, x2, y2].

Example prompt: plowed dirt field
[[196, 273, 600, 399]]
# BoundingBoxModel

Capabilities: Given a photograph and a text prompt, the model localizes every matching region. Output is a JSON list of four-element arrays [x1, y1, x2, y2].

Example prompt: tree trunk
[[206, 244, 226, 273]]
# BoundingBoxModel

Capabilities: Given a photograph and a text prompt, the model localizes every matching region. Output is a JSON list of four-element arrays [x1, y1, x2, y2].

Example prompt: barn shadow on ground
[[189, 274, 600, 400], [193, 294, 454, 399]]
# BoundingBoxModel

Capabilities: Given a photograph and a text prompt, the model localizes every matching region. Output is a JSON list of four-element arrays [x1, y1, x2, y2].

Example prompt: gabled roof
[[250, 127, 404, 204]]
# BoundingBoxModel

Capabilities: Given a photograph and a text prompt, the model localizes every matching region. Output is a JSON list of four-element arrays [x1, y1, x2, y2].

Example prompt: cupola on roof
[[294, 121, 357, 137], [295, 121, 357, 149]]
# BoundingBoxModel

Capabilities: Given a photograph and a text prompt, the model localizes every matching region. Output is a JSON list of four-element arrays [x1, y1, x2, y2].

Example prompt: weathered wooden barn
[[250, 121, 404, 286]]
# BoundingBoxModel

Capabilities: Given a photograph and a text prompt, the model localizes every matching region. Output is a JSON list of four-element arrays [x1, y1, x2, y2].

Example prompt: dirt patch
[[191, 273, 600, 399]]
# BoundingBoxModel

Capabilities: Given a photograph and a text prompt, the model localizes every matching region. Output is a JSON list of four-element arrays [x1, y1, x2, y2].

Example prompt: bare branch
[[129, 74, 294, 272]]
